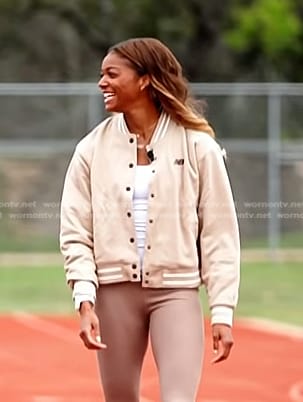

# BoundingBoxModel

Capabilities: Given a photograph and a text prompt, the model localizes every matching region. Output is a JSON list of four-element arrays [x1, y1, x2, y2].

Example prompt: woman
[[60, 37, 240, 402]]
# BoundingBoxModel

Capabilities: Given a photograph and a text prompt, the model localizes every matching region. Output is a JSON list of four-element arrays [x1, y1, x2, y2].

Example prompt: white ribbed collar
[[117, 111, 171, 145]]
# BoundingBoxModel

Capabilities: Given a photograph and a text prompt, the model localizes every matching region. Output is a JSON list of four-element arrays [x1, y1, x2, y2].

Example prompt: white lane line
[[238, 317, 303, 340], [12, 312, 79, 344], [0, 347, 30, 367], [12, 314, 303, 341], [32, 397, 61, 402], [289, 381, 303, 402]]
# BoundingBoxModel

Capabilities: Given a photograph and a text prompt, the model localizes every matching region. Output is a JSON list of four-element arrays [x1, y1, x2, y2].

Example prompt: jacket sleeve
[[196, 138, 240, 322], [60, 145, 98, 288]]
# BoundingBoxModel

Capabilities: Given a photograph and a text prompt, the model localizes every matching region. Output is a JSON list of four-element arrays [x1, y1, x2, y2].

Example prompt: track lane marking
[[12, 313, 79, 344], [289, 381, 303, 402], [238, 318, 303, 340]]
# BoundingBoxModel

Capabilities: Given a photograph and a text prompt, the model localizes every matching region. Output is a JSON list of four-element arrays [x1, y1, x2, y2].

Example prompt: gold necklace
[[135, 118, 158, 150], [136, 134, 149, 150]]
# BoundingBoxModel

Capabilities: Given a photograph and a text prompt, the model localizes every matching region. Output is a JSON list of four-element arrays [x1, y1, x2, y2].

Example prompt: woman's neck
[[124, 106, 160, 141]]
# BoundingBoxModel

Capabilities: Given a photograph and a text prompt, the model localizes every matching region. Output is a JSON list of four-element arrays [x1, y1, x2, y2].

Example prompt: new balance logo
[[174, 158, 184, 165]]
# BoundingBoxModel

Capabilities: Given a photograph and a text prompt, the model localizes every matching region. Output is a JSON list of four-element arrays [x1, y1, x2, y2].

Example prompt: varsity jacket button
[[129, 138, 134, 143], [132, 273, 138, 279], [130, 237, 135, 243], [149, 219, 153, 223], [150, 193, 155, 198], [132, 264, 137, 269], [129, 163, 134, 168], [126, 186, 131, 191], [145, 280, 149, 284], [147, 245, 151, 250], [127, 212, 132, 217], [145, 272, 150, 276]]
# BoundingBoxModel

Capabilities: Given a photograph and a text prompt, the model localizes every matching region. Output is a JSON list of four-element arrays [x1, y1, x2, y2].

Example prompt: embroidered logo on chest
[[174, 158, 184, 165]]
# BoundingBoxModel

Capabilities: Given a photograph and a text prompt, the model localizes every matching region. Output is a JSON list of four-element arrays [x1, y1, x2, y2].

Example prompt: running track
[[0, 315, 302, 402]]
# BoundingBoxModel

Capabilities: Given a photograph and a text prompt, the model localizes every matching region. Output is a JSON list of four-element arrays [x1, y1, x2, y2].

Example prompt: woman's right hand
[[79, 301, 107, 350]]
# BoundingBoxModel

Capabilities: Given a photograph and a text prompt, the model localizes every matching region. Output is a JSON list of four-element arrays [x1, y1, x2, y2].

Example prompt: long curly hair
[[108, 37, 214, 137]]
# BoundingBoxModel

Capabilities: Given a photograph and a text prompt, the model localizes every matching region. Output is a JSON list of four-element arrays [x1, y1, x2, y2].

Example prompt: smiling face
[[98, 51, 148, 113]]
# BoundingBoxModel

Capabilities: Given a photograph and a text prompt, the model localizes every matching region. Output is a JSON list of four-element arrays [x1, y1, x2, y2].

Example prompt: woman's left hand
[[211, 323, 234, 364]]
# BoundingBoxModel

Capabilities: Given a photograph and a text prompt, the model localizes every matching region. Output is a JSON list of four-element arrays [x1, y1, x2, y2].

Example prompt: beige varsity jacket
[[60, 112, 240, 312]]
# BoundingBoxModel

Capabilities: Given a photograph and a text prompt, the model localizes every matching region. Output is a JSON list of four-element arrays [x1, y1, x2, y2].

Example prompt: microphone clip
[[145, 145, 155, 162]]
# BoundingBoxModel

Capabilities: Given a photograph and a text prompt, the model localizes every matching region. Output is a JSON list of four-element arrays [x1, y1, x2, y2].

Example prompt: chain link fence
[[0, 83, 303, 256]]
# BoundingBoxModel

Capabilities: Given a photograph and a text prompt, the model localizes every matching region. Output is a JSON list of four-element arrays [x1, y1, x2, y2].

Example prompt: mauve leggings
[[95, 282, 204, 402]]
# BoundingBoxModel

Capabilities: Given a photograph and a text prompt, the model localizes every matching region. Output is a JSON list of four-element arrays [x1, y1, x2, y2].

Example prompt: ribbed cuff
[[73, 281, 96, 311], [211, 306, 234, 327]]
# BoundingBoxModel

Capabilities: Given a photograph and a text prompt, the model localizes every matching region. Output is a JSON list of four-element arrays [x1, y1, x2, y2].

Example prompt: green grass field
[[242, 231, 303, 249], [0, 262, 302, 325]]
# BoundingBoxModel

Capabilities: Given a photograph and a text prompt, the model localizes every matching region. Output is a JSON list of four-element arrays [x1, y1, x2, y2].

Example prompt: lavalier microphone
[[146, 145, 155, 162]]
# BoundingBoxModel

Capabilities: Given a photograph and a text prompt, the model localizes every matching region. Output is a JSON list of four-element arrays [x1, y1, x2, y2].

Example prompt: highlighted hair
[[109, 38, 214, 137]]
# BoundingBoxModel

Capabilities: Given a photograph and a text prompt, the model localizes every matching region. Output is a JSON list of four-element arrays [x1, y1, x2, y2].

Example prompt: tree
[[224, 0, 303, 80], [0, 0, 238, 81], [0, 0, 302, 82]]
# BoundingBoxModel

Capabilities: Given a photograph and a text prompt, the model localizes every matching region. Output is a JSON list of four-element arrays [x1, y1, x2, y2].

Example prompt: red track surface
[[0, 315, 302, 402]]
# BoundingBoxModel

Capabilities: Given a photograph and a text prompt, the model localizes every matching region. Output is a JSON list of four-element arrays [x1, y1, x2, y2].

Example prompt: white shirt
[[132, 164, 153, 265]]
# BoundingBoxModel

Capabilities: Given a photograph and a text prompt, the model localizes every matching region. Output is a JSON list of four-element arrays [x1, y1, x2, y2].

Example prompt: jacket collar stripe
[[151, 112, 170, 144]]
